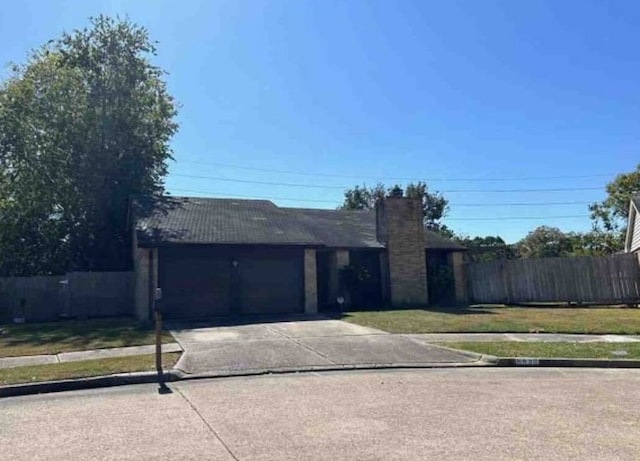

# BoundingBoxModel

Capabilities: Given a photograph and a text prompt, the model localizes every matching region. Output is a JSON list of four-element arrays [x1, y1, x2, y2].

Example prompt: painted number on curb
[[515, 358, 540, 366]]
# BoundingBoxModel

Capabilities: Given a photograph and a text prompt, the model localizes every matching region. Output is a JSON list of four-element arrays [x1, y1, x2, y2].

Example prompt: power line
[[170, 188, 337, 204], [455, 201, 591, 207], [176, 159, 614, 182], [169, 188, 591, 208], [172, 174, 344, 190], [447, 215, 585, 221], [170, 173, 603, 193], [168, 188, 589, 220]]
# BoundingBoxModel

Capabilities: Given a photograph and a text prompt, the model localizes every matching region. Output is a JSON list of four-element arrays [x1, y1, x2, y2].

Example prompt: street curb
[[6, 356, 640, 399], [172, 361, 491, 382], [0, 370, 182, 399], [416, 341, 489, 362], [494, 357, 640, 368], [0, 361, 489, 398]]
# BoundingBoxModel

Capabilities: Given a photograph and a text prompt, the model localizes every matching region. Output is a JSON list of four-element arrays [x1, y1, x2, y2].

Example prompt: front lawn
[[443, 341, 640, 359], [0, 352, 180, 386], [0, 318, 175, 358], [343, 306, 640, 334]]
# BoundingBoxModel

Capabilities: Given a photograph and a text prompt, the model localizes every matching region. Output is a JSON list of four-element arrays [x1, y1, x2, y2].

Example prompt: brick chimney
[[376, 196, 428, 306]]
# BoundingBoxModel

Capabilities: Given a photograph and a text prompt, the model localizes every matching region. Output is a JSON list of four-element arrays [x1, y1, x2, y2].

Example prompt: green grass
[[0, 318, 175, 358], [0, 352, 180, 386], [442, 341, 640, 359], [343, 306, 640, 334]]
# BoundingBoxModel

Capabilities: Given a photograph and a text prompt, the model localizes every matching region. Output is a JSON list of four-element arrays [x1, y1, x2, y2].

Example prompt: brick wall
[[376, 197, 428, 306], [133, 226, 157, 321], [133, 247, 150, 321], [304, 249, 318, 314], [327, 250, 350, 308], [449, 251, 468, 305]]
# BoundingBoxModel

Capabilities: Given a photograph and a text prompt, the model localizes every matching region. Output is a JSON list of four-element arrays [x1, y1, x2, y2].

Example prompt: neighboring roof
[[625, 196, 640, 252], [132, 196, 466, 250]]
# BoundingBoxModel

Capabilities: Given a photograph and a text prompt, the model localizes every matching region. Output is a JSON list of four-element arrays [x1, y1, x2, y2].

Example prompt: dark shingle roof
[[133, 196, 465, 250], [423, 229, 467, 250], [632, 196, 640, 211], [286, 208, 383, 248], [133, 197, 323, 246]]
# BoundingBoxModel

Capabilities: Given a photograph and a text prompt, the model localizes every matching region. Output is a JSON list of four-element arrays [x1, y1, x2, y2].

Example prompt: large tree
[[565, 230, 622, 257], [454, 235, 516, 262], [589, 164, 640, 251], [515, 226, 572, 259], [0, 16, 178, 275], [340, 182, 451, 235]]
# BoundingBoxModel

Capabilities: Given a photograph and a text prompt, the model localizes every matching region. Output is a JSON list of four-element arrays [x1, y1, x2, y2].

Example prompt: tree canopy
[[515, 226, 573, 259], [457, 166, 640, 261], [340, 182, 452, 236], [589, 164, 640, 251], [454, 235, 516, 262], [0, 16, 178, 275]]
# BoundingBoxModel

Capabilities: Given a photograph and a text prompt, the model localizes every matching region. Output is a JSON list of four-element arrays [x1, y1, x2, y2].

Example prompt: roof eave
[[136, 239, 326, 249], [625, 200, 638, 252]]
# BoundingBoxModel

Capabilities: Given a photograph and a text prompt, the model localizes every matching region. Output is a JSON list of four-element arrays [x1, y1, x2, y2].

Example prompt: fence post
[[500, 261, 510, 305]]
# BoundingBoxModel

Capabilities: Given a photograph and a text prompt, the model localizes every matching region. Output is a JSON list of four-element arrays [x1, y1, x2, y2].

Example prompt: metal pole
[[155, 307, 164, 387], [153, 287, 170, 394]]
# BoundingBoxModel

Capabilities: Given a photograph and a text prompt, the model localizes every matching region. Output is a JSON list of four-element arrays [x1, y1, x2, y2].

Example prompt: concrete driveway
[[167, 315, 479, 375]]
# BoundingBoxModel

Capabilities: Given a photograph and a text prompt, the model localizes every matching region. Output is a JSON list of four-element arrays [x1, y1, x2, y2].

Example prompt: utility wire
[[447, 215, 585, 221], [176, 159, 614, 182], [170, 173, 603, 193], [454, 201, 591, 207], [169, 188, 592, 209], [170, 188, 337, 204]]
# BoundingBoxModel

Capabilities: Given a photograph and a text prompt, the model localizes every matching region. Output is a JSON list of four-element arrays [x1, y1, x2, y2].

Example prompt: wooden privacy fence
[[0, 272, 134, 323], [467, 254, 640, 305]]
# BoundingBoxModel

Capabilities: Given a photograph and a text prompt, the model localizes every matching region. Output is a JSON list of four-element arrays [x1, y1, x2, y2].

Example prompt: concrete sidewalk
[[0, 343, 183, 370], [410, 333, 640, 343]]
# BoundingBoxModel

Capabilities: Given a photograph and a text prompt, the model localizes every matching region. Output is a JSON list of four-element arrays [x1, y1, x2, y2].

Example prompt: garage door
[[236, 253, 304, 315], [159, 246, 304, 319], [159, 246, 232, 319]]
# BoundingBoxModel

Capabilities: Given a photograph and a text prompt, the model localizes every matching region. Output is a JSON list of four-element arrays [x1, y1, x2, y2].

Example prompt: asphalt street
[[2, 368, 640, 460]]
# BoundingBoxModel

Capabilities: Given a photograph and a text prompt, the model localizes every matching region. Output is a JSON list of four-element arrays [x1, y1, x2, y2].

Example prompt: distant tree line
[[340, 164, 640, 262]]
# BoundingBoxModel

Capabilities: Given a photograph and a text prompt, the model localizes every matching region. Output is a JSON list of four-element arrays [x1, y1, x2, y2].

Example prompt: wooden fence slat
[[0, 272, 133, 323], [468, 254, 640, 305]]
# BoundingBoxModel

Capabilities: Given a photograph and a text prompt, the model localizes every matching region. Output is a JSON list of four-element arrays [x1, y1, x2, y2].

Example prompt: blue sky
[[1, 0, 638, 242]]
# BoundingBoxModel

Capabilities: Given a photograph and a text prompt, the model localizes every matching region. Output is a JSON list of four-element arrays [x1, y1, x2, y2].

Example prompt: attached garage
[[159, 246, 304, 319]]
